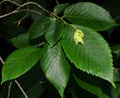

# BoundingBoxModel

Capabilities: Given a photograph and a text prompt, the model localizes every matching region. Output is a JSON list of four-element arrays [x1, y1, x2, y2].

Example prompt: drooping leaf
[[45, 18, 65, 46], [54, 3, 69, 15], [11, 33, 30, 48], [62, 25, 115, 86], [40, 43, 71, 98], [74, 74, 103, 98], [64, 2, 117, 31], [28, 16, 53, 39], [1, 47, 41, 84]]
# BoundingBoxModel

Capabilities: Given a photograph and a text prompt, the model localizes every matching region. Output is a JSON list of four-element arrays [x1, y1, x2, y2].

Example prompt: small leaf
[[54, 3, 69, 15], [62, 25, 115, 86], [1, 47, 41, 84], [64, 2, 118, 31], [40, 43, 71, 98], [11, 33, 30, 48], [74, 74, 103, 98]]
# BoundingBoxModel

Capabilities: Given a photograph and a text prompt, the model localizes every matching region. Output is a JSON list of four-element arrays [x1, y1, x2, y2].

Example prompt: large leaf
[[64, 2, 117, 31], [74, 74, 103, 98], [40, 44, 71, 98], [1, 47, 41, 84], [62, 25, 115, 86]]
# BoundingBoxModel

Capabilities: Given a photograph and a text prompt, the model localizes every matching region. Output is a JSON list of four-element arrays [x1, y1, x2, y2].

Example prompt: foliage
[[0, 0, 120, 98]]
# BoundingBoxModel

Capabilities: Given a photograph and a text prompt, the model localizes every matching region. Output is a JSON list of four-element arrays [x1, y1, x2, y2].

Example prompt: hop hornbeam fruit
[[74, 29, 84, 45]]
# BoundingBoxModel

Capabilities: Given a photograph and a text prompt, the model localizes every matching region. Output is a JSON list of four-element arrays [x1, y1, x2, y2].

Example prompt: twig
[[0, 1, 53, 18], [15, 14, 28, 26], [7, 82, 13, 98], [0, 10, 18, 18], [17, 2, 52, 15], [15, 80, 28, 98], [0, 0, 20, 6], [15, 9, 42, 25]]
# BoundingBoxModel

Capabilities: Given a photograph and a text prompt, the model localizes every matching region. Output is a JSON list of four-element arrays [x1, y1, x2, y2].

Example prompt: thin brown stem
[[0, 0, 20, 6], [20, 9, 41, 15], [0, 10, 18, 18], [17, 2, 52, 15], [0, 1, 53, 18], [15, 80, 28, 98]]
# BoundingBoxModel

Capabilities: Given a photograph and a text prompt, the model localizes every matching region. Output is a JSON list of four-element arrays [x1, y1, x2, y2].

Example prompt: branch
[[0, 10, 18, 18], [0, 0, 20, 6], [0, 1, 53, 18], [16, 2, 52, 15], [15, 80, 28, 98]]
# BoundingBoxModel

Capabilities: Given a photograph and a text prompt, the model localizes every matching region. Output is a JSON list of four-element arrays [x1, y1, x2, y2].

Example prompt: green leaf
[[62, 25, 115, 86], [54, 3, 69, 15], [45, 18, 65, 46], [11, 33, 30, 48], [64, 2, 117, 31], [29, 16, 65, 46], [40, 44, 71, 98], [1, 47, 41, 84], [74, 74, 103, 98], [28, 16, 52, 39]]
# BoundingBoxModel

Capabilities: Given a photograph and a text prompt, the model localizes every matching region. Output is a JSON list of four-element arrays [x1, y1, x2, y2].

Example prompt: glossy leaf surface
[[1, 47, 41, 84], [62, 25, 115, 86], [40, 44, 71, 97], [64, 2, 117, 31]]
